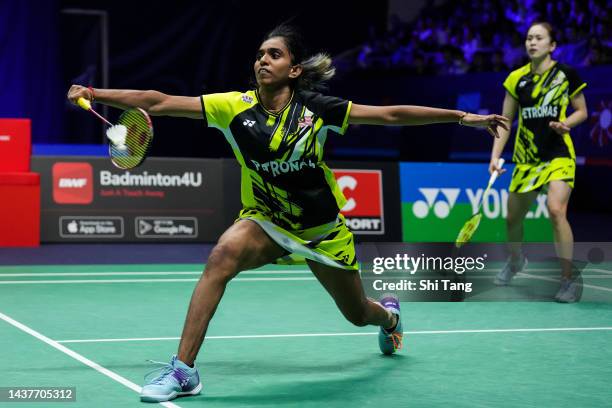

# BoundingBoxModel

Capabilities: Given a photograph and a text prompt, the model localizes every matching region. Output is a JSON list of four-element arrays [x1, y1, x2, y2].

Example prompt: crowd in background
[[336, 0, 612, 75]]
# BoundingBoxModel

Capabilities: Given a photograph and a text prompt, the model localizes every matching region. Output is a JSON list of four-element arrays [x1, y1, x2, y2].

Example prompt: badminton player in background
[[68, 24, 508, 403], [489, 22, 588, 302]]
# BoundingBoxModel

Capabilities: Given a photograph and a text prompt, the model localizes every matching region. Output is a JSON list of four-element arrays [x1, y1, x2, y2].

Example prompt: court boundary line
[[0, 311, 181, 408], [0, 267, 609, 279], [518, 272, 612, 293], [1, 274, 612, 295], [0, 277, 316, 284], [55, 326, 612, 344], [0, 270, 312, 277]]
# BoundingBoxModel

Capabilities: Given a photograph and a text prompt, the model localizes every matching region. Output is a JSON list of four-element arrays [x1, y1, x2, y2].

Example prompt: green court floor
[[1, 263, 611, 407]]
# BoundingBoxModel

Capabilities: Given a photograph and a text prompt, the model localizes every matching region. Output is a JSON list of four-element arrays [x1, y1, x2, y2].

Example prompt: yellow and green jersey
[[201, 89, 352, 230], [503, 62, 586, 163]]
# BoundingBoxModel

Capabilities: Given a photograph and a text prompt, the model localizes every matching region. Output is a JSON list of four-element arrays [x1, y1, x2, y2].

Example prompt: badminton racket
[[455, 158, 505, 248], [77, 97, 153, 169]]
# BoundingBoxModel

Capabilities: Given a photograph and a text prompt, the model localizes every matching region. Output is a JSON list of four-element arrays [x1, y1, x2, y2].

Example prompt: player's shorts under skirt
[[509, 157, 575, 193], [238, 208, 358, 271]]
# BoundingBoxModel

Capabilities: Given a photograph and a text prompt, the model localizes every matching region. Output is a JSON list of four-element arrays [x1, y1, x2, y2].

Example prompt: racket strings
[[456, 214, 482, 247], [111, 109, 153, 169]]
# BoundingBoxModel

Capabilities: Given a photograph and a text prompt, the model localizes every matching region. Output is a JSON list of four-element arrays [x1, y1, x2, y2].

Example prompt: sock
[[384, 313, 398, 333]]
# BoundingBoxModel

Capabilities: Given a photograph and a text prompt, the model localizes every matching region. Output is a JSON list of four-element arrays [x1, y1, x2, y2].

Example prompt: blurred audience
[[339, 0, 611, 75]]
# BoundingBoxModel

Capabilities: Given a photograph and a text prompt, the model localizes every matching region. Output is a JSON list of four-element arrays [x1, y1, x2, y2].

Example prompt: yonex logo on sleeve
[[243, 119, 256, 127]]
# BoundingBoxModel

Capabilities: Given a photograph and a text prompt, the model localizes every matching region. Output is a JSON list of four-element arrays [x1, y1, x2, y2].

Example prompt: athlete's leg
[[305, 259, 395, 329], [177, 220, 286, 365], [547, 180, 574, 279], [506, 190, 539, 259]]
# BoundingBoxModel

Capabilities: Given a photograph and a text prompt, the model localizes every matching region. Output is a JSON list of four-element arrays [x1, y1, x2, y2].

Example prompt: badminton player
[[489, 22, 588, 302], [68, 24, 508, 402]]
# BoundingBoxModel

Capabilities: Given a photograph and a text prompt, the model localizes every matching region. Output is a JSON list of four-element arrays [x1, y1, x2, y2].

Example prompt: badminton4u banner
[[399, 162, 553, 242], [32, 157, 235, 242]]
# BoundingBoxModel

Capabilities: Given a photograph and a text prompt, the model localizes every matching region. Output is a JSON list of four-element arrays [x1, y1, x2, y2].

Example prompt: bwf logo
[[412, 187, 549, 219], [53, 162, 93, 204]]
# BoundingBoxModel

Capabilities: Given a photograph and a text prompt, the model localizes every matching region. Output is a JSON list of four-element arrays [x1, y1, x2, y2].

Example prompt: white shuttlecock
[[106, 125, 128, 151]]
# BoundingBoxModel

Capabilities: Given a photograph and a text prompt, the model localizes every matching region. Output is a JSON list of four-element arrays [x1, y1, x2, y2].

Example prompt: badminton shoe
[[378, 293, 403, 355], [555, 276, 582, 303], [140, 355, 202, 402], [494, 254, 528, 286]]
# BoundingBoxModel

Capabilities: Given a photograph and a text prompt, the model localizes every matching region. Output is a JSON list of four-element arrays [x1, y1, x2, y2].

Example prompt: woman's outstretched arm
[[67, 85, 202, 119], [348, 103, 509, 138]]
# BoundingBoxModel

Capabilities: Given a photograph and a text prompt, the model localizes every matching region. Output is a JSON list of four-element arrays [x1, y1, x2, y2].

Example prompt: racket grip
[[77, 97, 92, 111], [490, 158, 505, 184]]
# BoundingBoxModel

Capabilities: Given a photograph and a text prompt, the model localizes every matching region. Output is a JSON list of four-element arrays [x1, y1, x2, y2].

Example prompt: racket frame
[[108, 107, 154, 170], [454, 158, 505, 247]]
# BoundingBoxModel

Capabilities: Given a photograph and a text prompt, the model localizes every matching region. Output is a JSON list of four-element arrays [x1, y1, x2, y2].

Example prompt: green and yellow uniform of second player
[[503, 62, 586, 193]]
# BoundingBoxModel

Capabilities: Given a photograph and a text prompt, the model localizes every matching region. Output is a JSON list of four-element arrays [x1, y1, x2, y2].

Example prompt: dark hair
[[262, 24, 335, 91], [528, 21, 557, 44]]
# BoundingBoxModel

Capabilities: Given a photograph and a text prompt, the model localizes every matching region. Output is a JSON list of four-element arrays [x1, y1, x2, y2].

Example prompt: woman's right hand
[[489, 157, 506, 175], [67, 85, 93, 106]]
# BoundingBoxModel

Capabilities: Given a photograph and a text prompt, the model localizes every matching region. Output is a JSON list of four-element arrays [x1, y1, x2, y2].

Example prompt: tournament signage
[[32, 157, 229, 242], [330, 161, 401, 242], [135, 217, 198, 238], [333, 169, 384, 234], [400, 162, 553, 242]]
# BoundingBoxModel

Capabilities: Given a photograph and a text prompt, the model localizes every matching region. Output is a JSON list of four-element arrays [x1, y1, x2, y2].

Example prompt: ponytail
[[297, 53, 336, 91]]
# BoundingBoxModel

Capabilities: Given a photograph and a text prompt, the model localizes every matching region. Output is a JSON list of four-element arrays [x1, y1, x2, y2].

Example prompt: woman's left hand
[[461, 113, 510, 138], [549, 121, 571, 135]]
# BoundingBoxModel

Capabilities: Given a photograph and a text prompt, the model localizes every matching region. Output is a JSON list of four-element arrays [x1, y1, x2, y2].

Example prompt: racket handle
[[77, 97, 92, 111], [489, 158, 505, 184], [77, 97, 113, 127]]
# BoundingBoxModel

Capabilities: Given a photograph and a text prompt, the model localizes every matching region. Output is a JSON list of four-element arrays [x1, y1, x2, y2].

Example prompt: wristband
[[87, 86, 95, 101]]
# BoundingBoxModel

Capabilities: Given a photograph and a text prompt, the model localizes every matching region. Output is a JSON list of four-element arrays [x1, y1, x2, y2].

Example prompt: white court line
[[0, 277, 317, 284], [527, 268, 612, 275], [55, 326, 612, 344], [518, 273, 612, 293], [0, 311, 181, 408], [0, 268, 609, 279], [0, 270, 311, 278]]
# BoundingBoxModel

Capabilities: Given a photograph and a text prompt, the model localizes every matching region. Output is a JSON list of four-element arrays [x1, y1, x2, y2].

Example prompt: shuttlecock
[[106, 125, 128, 151]]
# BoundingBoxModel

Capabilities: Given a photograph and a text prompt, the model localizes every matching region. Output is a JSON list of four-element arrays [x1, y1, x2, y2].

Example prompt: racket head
[[108, 108, 153, 169], [455, 213, 483, 248]]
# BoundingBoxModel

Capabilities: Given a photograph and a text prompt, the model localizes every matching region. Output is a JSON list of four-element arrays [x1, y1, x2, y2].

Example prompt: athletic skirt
[[238, 207, 358, 271], [509, 157, 575, 193]]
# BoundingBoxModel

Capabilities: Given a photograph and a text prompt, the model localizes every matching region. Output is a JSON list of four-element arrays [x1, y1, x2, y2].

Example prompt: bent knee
[[547, 205, 567, 222], [205, 243, 245, 280]]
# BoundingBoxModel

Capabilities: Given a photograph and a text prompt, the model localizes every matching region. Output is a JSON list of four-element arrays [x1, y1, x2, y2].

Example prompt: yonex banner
[[32, 157, 232, 242], [400, 162, 553, 242]]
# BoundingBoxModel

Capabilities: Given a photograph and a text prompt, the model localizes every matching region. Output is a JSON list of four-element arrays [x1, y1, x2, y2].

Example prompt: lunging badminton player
[[67, 24, 508, 402], [489, 22, 588, 302]]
